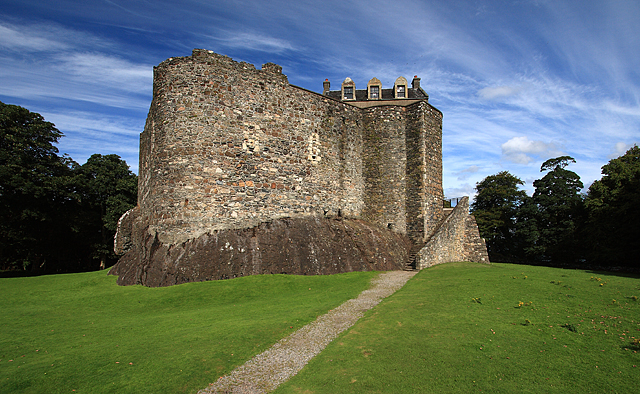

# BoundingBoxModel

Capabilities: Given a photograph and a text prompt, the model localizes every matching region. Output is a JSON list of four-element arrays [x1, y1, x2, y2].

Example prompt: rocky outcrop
[[109, 216, 412, 287]]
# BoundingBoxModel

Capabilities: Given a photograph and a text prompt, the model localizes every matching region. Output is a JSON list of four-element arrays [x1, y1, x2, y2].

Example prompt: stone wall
[[415, 196, 489, 269], [133, 49, 445, 247], [138, 49, 369, 246], [362, 106, 407, 234], [111, 49, 469, 286], [406, 101, 444, 241]]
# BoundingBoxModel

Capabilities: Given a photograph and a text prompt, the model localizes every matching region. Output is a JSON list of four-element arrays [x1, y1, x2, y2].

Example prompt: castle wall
[[401, 101, 444, 243], [415, 101, 445, 239], [137, 49, 444, 248], [362, 106, 408, 234], [139, 50, 367, 245]]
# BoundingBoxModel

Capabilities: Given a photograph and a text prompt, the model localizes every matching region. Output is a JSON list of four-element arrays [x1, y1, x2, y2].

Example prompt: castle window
[[394, 76, 409, 99], [367, 77, 382, 100], [344, 86, 354, 100], [370, 86, 379, 99], [341, 77, 356, 101]]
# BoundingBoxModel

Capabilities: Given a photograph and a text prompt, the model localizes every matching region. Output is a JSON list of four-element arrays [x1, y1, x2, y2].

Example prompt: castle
[[110, 49, 488, 287]]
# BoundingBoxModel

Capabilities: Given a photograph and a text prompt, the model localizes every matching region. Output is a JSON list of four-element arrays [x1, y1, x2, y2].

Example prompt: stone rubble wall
[[415, 196, 489, 269], [361, 106, 408, 235], [406, 101, 444, 242], [138, 49, 369, 246], [134, 49, 445, 248]]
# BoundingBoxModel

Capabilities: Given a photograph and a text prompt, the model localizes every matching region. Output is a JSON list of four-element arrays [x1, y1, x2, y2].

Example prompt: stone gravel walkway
[[198, 270, 418, 394]]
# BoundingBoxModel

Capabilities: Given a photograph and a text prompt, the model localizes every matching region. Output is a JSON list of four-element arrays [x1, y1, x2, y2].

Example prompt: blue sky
[[1, 0, 638, 199]]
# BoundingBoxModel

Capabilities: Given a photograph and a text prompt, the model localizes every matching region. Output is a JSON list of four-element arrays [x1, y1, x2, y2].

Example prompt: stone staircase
[[403, 206, 456, 271], [403, 242, 425, 271]]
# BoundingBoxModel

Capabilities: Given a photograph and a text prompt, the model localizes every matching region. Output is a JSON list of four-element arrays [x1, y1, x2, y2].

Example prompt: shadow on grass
[[490, 257, 640, 279]]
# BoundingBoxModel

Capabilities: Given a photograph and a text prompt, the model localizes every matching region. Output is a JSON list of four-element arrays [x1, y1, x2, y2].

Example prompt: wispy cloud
[[205, 32, 295, 53], [478, 85, 522, 100], [0, 21, 152, 109], [501, 136, 563, 165], [455, 165, 480, 180], [0, 23, 69, 51]]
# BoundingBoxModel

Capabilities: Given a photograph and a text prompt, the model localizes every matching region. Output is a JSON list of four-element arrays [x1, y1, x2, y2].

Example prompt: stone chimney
[[323, 79, 330, 95], [412, 75, 421, 90]]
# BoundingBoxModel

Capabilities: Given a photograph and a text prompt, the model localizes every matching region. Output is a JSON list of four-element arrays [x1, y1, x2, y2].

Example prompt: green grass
[[0, 269, 378, 393], [276, 263, 640, 393]]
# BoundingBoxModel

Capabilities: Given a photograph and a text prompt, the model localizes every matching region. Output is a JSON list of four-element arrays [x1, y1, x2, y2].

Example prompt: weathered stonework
[[415, 197, 489, 269], [110, 49, 488, 286]]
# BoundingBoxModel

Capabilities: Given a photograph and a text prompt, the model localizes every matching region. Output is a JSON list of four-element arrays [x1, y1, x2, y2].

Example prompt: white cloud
[[478, 85, 522, 100], [207, 32, 295, 53], [608, 142, 635, 159], [455, 165, 479, 180], [501, 136, 562, 164], [0, 23, 69, 51], [58, 53, 152, 93]]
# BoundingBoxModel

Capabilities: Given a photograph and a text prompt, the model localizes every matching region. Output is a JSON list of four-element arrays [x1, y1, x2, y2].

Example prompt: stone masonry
[[415, 197, 489, 269], [110, 49, 488, 286]]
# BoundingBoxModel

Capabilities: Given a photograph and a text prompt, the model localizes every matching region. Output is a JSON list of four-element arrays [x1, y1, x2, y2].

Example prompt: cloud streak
[[501, 136, 563, 165]]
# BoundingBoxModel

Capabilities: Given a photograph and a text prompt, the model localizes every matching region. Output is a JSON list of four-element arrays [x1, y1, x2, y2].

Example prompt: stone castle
[[110, 49, 488, 287]]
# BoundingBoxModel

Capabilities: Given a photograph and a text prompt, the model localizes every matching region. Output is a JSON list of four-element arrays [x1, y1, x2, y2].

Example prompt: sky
[[1, 0, 639, 199]]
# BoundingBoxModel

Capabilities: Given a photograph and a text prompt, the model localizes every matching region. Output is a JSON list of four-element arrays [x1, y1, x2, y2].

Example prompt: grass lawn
[[276, 262, 640, 393], [0, 269, 378, 393]]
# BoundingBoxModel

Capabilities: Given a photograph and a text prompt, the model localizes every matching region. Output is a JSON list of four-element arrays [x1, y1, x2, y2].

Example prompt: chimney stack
[[323, 79, 330, 95], [412, 75, 421, 90]]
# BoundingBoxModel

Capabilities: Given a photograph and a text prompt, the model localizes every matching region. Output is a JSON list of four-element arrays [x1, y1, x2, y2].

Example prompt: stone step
[[402, 243, 425, 271]]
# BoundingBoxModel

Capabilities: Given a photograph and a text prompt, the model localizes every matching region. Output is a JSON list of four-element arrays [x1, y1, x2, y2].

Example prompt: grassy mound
[[0, 269, 378, 393], [276, 263, 640, 393]]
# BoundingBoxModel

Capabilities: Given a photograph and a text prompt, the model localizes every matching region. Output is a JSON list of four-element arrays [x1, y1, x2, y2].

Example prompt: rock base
[[109, 216, 412, 287]]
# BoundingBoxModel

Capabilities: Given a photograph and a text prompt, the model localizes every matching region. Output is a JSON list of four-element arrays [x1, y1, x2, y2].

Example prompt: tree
[[1, 102, 138, 273], [584, 146, 640, 267], [76, 154, 137, 269], [0, 101, 78, 271], [471, 171, 529, 261], [529, 156, 584, 263]]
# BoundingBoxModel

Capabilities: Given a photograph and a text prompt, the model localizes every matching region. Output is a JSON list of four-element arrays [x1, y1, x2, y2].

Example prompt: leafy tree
[[471, 171, 529, 261], [76, 154, 137, 269], [584, 146, 640, 266], [529, 156, 584, 263], [0, 101, 78, 271], [1, 102, 137, 273]]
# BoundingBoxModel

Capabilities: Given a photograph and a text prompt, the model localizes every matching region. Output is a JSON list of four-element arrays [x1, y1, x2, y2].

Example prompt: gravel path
[[198, 270, 417, 394]]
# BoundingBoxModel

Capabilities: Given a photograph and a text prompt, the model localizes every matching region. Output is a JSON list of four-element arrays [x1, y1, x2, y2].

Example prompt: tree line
[[1, 101, 137, 274], [471, 150, 640, 269]]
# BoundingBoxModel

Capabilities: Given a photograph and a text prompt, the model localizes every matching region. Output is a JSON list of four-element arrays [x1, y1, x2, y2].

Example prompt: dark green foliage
[[584, 146, 640, 267], [0, 102, 78, 271], [471, 171, 528, 260], [474, 151, 639, 268], [528, 156, 584, 263], [0, 102, 136, 273], [76, 154, 137, 268]]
